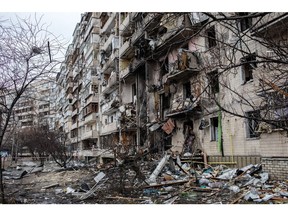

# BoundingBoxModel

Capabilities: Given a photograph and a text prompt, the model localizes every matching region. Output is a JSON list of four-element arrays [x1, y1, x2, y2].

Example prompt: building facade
[[55, 12, 288, 179]]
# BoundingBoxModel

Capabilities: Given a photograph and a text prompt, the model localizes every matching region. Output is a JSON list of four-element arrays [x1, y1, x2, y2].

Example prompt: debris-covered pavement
[[3, 153, 288, 204]]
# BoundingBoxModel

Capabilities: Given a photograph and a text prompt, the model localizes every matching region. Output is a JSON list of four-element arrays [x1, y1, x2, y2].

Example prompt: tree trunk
[[0, 155, 5, 203]]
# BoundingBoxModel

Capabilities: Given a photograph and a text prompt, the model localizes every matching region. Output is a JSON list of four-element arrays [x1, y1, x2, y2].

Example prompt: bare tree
[[17, 126, 73, 168], [0, 14, 65, 203]]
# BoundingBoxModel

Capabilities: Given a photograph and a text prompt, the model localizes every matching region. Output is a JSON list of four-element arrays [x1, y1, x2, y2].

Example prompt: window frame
[[245, 110, 261, 139], [240, 53, 257, 84], [208, 70, 219, 95], [210, 117, 218, 141], [237, 12, 252, 32], [206, 26, 217, 49]]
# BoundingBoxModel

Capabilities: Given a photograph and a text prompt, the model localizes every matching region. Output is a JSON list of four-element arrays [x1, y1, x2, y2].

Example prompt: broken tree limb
[[42, 183, 59, 189], [184, 186, 219, 192], [175, 160, 192, 177], [106, 196, 147, 201], [146, 153, 170, 184], [143, 179, 189, 188]]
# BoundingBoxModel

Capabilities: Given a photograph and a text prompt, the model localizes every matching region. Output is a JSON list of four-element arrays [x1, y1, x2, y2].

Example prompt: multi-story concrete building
[[55, 12, 102, 160], [115, 12, 288, 179], [55, 12, 288, 179], [98, 12, 120, 160], [13, 80, 55, 129]]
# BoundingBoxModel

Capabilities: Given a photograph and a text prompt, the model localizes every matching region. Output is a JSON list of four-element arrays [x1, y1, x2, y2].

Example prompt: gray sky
[[0, 12, 81, 46]]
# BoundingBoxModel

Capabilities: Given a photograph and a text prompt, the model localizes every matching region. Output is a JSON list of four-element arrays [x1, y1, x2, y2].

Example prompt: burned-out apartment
[[52, 12, 288, 179]]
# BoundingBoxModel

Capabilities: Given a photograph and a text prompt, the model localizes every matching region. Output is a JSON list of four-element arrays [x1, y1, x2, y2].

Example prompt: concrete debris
[[3, 153, 288, 204], [229, 185, 240, 193], [66, 187, 75, 194]]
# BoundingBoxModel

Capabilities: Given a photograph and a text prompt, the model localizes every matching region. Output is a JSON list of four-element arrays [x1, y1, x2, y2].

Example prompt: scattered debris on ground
[[3, 153, 288, 204]]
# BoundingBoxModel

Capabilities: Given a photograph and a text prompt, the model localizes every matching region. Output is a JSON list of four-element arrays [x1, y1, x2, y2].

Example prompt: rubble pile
[[3, 153, 288, 204]]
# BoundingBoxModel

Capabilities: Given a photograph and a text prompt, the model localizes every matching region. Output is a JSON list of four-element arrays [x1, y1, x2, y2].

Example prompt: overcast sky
[[0, 12, 81, 46]]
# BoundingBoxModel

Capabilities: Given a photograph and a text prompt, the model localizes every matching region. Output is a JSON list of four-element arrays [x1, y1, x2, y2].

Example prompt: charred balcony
[[167, 49, 200, 81]]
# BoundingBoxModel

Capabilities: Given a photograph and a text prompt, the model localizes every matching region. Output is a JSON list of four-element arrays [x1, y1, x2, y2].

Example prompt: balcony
[[81, 129, 98, 141], [101, 121, 118, 135], [85, 94, 99, 104], [65, 82, 73, 93], [101, 97, 120, 115], [72, 109, 78, 117], [66, 71, 73, 79], [131, 29, 144, 45], [70, 137, 78, 144], [100, 13, 116, 35], [101, 34, 114, 52], [71, 96, 78, 105], [252, 13, 288, 37], [84, 113, 98, 125], [166, 98, 201, 118], [66, 93, 73, 101], [102, 72, 119, 95], [119, 39, 134, 59], [102, 50, 119, 74], [167, 50, 199, 81], [71, 122, 78, 130], [72, 67, 79, 79], [120, 66, 131, 80], [64, 110, 72, 118], [131, 13, 162, 45], [84, 43, 98, 62], [119, 13, 134, 37], [155, 27, 197, 58], [84, 17, 100, 39]]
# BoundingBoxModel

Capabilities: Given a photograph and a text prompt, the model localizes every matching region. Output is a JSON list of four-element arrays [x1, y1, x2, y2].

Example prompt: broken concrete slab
[[218, 168, 237, 180], [244, 188, 260, 201], [260, 172, 269, 184], [94, 171, 106, 183]]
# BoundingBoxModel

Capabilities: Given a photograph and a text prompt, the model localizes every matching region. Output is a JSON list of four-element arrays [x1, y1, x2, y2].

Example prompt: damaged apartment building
[[57, 12, 288, 179], [55, 12, 101, 160]]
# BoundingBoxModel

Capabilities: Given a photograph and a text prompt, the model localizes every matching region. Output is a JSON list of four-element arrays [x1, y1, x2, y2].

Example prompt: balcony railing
[[101, 121, 118, 135], [119, 39, 133, 59], [71, 122, 78, 130], [72, 108, 78, 117], [102, 72, 119, 95], [167, 50, 199, 81], [100, 13, 116, 35], [119, 13, 133, 36], [102, 50, 119, 73], [81, 129, 98, 141], [120, 66, 130, 80], [83, 112, 98, 124]]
